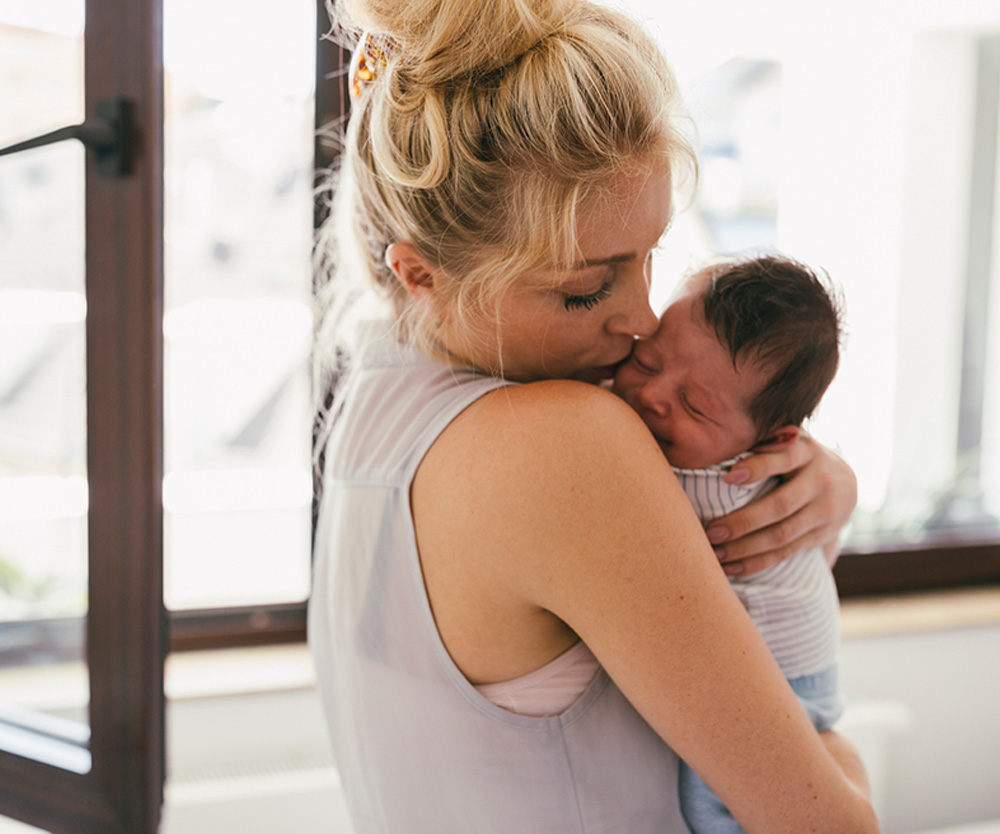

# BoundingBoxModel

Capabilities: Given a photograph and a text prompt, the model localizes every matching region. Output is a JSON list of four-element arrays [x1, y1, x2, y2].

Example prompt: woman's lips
[[576, 359, 627, 384]]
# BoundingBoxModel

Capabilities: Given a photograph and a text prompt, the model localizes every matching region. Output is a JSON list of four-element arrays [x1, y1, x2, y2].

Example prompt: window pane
[[162, 0, 316, 609], [0, 8, 91, 772]]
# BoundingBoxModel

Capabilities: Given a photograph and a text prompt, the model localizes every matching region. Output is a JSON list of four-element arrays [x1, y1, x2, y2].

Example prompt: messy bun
[[316, 0, 696, 368], [338, 0, 570, 84]]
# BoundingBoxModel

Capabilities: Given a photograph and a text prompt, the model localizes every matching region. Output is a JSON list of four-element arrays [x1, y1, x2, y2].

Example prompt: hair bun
[[338, 0, 570, 84]]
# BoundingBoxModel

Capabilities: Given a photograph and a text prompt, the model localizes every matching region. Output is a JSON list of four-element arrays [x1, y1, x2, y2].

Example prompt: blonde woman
[[310, 1, 879, 832]]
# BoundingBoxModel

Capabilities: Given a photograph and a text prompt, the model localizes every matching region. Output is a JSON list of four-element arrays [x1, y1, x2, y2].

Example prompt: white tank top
[[309, 320, 687, 834]]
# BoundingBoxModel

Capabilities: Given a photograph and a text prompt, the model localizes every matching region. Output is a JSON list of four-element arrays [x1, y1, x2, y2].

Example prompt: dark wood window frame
[[0, 1, 166, 831]]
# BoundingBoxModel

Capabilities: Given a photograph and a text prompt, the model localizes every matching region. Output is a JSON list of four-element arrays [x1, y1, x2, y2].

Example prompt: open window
[[0, 3, 349, 828], [0, 1, 165, 831]]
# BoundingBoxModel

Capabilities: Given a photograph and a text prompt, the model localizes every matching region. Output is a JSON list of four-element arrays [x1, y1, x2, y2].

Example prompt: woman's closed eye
[[563, 280, 612, 311], [628, 343, 660, 374], [631, 355, 658, 374]]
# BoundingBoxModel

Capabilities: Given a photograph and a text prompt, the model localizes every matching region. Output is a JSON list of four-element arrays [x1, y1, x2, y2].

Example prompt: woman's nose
[[607, 280, 658, 338]]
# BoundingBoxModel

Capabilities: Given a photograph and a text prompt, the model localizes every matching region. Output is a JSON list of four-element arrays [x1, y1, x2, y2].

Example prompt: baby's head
[[613, 254, 842, 469]]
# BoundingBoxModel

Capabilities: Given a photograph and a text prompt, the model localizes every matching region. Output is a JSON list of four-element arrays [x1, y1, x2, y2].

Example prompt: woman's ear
[[752, 425, 800, 452], [385, 242, 439, 301]]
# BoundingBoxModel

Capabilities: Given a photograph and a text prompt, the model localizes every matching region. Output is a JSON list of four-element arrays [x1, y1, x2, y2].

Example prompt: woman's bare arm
[[424, 382, 878, 834], [706, 433, 857, 576], [820, 730, 872, 799]]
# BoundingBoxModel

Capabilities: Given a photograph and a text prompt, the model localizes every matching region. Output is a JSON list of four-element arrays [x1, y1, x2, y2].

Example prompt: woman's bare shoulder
[[439, 379, 662, 469], [415, 376, 685, 576], [416, 377, 690, 571]]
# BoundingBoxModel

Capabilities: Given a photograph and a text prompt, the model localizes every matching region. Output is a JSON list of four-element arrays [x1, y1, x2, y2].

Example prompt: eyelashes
[[563, 280, 612, 311], [680, 391, 705, 419], [682, 400, 703, 418]]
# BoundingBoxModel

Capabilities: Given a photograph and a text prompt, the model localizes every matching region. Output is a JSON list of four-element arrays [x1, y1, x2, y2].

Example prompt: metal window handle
[[0, 96, 132, 178]]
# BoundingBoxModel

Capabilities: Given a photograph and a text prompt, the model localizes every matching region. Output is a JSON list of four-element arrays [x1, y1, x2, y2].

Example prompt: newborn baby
[[614, 253, 845, 834]]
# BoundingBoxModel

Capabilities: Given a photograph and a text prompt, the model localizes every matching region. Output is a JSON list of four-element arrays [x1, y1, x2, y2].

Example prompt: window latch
[[0, 96, 132, 178]]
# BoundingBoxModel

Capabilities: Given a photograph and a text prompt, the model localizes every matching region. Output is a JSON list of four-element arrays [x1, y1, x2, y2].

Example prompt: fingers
[[707, 477, 843, 575], [707, 477, 812, 548], [715, 519, 832, 576], [706, 437, 858, 577], [722, 548, 798, 577], [723, 436, 816, 486]]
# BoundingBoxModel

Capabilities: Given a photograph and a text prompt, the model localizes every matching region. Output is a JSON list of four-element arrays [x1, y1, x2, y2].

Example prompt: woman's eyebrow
[[571, 252, 635, 270]]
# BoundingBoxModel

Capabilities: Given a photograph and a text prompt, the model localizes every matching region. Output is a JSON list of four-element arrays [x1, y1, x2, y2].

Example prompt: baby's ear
[[752, 425, 800, 452]]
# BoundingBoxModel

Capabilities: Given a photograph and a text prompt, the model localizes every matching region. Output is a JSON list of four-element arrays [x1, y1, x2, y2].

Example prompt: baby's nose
[[636, 382, 669, 416]]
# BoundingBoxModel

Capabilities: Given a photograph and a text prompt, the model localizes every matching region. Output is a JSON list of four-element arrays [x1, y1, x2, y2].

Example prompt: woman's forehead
[[500, 161, 673, 288], [575, 167, 673, 255]]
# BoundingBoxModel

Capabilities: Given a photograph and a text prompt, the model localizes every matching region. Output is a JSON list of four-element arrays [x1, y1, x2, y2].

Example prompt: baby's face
[[612, 282, 766, 469]]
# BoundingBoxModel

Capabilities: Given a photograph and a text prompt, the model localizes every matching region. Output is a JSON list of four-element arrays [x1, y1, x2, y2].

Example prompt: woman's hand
[[706, 433, 857, 576]]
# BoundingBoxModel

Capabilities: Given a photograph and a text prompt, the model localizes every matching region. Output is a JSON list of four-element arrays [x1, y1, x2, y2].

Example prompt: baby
[[613, 253, 845, 834]]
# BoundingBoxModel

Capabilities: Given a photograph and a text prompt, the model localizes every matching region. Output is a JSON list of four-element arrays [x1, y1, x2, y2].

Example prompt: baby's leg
[[678, 761, 748, 834], [787, 665, 844, 730]]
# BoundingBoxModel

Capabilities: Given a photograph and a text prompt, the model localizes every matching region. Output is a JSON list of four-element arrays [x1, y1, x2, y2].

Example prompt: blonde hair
[[315, 0, 695, 381]]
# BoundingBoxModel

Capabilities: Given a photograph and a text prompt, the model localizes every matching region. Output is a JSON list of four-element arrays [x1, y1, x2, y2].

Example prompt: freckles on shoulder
[[445, 383, 662, 494], [511, 380, 665, 450]]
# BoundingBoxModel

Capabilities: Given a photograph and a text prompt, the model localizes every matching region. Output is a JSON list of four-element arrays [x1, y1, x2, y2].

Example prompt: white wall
[[840, 621, 1000, 834]]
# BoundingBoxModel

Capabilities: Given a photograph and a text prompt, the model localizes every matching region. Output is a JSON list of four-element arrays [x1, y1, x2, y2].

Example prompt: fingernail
[[725, 467, 750, 485], [723, 562, 744, 576], [706, 526, 730, 544], [712, 547, 725, 561]]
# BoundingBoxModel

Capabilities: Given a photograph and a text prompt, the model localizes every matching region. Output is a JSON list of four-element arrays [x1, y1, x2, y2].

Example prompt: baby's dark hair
[[699, 254, 842, 439]]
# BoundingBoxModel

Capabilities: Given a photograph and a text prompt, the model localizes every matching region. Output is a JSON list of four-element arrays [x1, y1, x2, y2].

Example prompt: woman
[[310, 1, 878, 831]]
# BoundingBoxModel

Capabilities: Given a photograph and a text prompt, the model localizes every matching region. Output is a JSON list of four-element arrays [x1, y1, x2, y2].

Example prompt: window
[[641, 0, 1000, 593], [0, 1, 348, 825], [0, 1, 166, 831], [161, 0, 316, 614], [164, 0, 351, 648], [0, 0, 349, 662]]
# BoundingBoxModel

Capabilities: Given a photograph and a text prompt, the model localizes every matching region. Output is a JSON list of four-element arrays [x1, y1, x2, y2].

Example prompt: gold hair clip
[[351, 32, 391, 99]]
